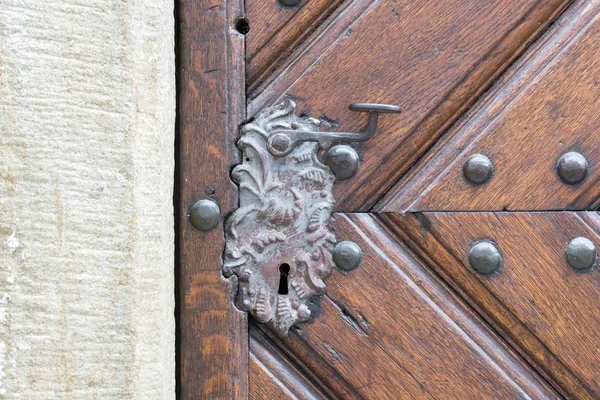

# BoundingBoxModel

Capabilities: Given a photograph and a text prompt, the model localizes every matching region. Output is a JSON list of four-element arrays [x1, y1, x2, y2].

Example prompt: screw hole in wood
[[234, 18, 250, 35]]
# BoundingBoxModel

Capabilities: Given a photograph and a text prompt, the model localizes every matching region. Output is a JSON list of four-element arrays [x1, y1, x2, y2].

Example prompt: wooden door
[[179, 0, 600, 398]]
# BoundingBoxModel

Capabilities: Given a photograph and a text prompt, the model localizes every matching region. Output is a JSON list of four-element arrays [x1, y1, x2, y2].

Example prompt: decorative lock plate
[[223, 99, 400, 334]]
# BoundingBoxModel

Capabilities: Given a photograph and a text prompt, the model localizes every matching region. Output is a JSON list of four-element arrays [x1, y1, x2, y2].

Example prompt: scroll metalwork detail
[[224, 99, 400, 334]]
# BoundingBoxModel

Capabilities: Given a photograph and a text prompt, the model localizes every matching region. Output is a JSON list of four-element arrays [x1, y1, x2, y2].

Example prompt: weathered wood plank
[[387, 211, 600, 398], [250, 358, 298, 400], [260, 214, 558, 399], [250, 325, 329, 400], [380, 0, 600, 212], [178, 0, 247, 398], [246, 0, 345, 91], [249, 0, 572, 211], [252, 323, 362, 399]]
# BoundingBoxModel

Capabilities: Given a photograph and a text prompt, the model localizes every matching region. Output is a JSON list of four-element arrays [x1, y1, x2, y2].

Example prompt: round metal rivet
[[325, 145, 360, 180], [468, 241, 502, 274], [463, 154, 494, 185], [557, 152, 588, 185], [333, 241, 362, 271], [278, 0, 301, 6], [566, 237, 597, 271], [269, 133, 291, 153], [189, 199, 220, 232]]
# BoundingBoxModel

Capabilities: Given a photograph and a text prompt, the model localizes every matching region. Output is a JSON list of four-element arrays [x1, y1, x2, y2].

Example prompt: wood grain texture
[[379, 0, 600, 213], [250, 360, 296, 400], [253, 323, 362, 400], [386, 211, 600, 399], [248, 0, 376, 105], [260, 213, 558, 399], [246, 0, 300, 60], [246, 0, 345, 91], [248, 0, 572, 211], [178, 0, 247, 398], [250, 325, 329, 400]]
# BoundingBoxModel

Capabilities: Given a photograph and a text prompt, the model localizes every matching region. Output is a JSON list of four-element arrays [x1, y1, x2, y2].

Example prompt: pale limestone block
[[0, 0, 175, 398]]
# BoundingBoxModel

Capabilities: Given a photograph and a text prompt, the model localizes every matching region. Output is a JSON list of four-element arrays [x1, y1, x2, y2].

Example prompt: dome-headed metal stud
[[566, 237, 597, 271], [267, 133, 293, 156], [463, 154, 493, 185], [333, 241, 362, 271], [189, 199, 220, 232], [278, 0, 301, 6], [557, 151, 588, 185], [325, 145, 360, 180], [468, 240, 502, 274]]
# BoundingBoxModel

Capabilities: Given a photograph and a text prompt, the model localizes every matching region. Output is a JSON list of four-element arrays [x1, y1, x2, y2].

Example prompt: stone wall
[[0, 0, 175, 397]]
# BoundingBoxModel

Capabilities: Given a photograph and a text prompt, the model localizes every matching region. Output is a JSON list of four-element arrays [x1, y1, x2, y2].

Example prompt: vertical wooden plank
[[178, 0, 247, 398]]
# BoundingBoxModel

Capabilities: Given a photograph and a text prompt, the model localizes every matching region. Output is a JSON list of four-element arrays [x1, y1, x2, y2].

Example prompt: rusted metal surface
[[224, 99, 337, 334], [224, 99, 400, 334]]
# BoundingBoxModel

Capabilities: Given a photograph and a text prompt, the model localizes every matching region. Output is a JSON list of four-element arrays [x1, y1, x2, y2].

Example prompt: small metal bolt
[[325, 145, 359, 180], [566, 237, 597, 271], [189, 199, 220, 232], [278, 0, 301, 6], [468, 240, 502, 274], [333, 241, 362, 271], [270, 133, 291, 153], [463, 154, 494, 185], [557, 152, 588, 185]]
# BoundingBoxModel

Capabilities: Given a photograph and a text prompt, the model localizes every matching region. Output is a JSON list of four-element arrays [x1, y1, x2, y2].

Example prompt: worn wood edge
[[247, 0, 377, 114], [379, 211, 596, 399], [587, 193, 600, 210], [247, 0, 346, 92], [250, 323, 332, 400], [250, 355, 297, 399], [579, 211, 600, 232], [253, 321, 363, 399], [375, 0, 594, 213], [582, 183, 600, 211], [177, 0, 248, 398], [340, 213, 561, 398]]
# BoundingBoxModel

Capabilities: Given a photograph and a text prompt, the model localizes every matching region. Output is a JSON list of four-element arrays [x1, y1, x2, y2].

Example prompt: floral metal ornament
[[223, 99, 400, 334]]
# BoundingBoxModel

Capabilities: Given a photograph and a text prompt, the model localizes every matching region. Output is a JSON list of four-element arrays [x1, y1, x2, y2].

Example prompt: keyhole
[[278, 263, 290, 295]]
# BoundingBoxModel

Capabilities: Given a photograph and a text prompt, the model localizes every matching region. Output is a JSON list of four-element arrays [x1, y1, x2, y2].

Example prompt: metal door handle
[[266, 103, 401, 157]]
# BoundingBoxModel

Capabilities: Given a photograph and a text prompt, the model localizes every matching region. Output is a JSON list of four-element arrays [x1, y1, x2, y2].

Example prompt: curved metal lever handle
[[266, 103, 401, 157]]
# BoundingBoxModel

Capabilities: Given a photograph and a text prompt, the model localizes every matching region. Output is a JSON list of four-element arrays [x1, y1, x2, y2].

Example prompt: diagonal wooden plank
[[386, 211, 600, 399], [258, 213, 559, 399], [246, 0, 346, 91], [250, 359, 299, 400], [379, 0, 600, 213], [248, 0, 572, 211], [252, 320, 363, 400], [250, 325, 330, 400]]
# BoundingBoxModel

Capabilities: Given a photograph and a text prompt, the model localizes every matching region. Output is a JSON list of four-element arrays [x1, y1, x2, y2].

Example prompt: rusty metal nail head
[[325, 145, 360, 180], [566, 237, 597, 271], [279, 0, 301, 6], [189, 198, 220, 232], [468, 240, 502, 274], [463, 154, 493, 185], [333, 241, 362, 271], [557, 152, 588, 185]]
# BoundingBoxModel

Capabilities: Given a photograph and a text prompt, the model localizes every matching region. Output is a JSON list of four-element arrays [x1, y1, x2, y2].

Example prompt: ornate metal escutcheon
[[223, 99, 400, 334]]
